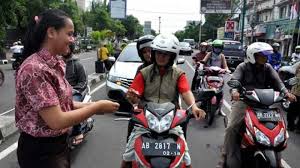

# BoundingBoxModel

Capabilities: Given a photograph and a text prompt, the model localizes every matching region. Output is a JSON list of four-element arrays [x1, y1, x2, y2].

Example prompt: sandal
[[72, 134, 84, 146]]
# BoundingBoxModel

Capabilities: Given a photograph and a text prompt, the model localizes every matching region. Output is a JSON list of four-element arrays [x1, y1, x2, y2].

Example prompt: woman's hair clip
[[34, 16, 40, 24]]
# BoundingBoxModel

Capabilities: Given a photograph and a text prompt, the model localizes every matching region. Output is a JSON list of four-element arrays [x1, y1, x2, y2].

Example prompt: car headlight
[[107, 75, 121, 83], [274, 128, 285, 146], [145, 110, 174, 133], [254, 127, 271, 146]]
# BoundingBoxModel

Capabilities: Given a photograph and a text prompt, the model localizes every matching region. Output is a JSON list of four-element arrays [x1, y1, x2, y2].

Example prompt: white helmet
[[246, 42, 273, 64], [151, 34, 180, 66], [272, 42, 280, 47]]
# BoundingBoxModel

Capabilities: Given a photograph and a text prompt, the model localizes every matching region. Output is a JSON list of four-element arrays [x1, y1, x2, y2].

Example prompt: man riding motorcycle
[[121, 34, 206, 168], [291, 45, 300, 62], [222, 42, 296, 168], [268, 43, 282, 70], [191, 42, 208, 91]]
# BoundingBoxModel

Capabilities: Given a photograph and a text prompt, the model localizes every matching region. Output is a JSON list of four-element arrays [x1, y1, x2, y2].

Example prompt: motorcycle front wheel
[[205, 102, 218, 126]]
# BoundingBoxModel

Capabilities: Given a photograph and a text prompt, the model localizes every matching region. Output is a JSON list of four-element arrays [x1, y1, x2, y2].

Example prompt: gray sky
[[126, 0, 203, 34]]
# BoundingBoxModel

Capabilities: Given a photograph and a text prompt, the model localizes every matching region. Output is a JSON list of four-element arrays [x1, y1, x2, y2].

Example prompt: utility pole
[[158, 16, 161, 34], [199, 14, 202, 43], [251, 0, 257, 43], [240, 0, 246, 46]]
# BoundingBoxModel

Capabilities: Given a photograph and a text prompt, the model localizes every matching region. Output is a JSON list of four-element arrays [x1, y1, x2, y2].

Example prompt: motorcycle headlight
[[107, 75, 121, 83], [274, 128, 285, 146], [145, 110, 174, 133], [254, 127, 271, 146]]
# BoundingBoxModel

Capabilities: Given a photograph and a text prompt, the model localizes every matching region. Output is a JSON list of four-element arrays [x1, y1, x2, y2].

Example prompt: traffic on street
[[0, 49, 299, 167]]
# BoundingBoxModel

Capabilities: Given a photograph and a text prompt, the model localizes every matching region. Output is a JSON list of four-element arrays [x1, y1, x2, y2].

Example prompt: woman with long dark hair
[[15, 9, 119, 168]]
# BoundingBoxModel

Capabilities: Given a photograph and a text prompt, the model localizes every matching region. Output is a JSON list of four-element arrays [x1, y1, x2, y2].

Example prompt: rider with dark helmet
[[136, 35, 155, 73]]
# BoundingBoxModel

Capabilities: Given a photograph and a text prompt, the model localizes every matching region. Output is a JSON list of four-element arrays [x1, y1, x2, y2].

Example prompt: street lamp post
[[199, 14, 202, 43], [158, 16, 161, 34], [240, 0, 246, 46]]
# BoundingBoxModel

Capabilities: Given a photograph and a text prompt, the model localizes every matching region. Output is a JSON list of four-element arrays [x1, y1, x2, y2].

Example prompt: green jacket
[[140, 64, 184, 105]]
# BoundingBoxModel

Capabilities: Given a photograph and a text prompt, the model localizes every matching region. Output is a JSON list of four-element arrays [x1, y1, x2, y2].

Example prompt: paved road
[[0, 51, 300, 167]]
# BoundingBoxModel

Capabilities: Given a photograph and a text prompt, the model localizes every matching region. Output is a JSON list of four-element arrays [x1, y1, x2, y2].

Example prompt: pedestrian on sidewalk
[[15, 9, 119, 168], [97, 43, 112, 71]]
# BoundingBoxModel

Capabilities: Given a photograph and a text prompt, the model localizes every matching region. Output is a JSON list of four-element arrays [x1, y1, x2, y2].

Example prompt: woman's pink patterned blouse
[[15, 49, 73, 137]]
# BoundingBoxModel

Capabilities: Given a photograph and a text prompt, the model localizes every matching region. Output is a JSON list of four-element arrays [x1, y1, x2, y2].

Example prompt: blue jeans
[[72, 94, 83, 136], [73, 94, 83, 102]]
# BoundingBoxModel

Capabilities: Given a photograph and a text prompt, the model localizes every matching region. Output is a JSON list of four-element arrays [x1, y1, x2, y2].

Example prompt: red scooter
[[227, 80, 294, 168], [195, 65, 229, 126], [109, 90, 195, 168]]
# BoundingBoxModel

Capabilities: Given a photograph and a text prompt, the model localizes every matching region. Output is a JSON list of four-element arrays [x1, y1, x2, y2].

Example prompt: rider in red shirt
[[121, 34, 206, 168]]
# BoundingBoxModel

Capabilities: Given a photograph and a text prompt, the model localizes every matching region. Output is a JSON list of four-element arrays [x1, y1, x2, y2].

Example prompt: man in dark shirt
[[64, 44, 93, 145], [65, 44, 87, 101], [223, 42, 296, 168]]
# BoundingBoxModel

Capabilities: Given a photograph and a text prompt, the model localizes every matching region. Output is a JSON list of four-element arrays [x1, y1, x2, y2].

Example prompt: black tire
[[0, 69, 4, 86], [208, 105, 217, 126]]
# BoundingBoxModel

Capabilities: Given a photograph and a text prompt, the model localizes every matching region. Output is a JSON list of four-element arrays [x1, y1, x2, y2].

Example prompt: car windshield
[[180, 42, 190, 47], [224, 42, 242, 50], [117, 44, 142, 62]]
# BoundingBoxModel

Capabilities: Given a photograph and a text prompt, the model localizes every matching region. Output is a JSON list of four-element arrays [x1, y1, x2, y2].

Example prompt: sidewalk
[[0, 73, 106, 145]]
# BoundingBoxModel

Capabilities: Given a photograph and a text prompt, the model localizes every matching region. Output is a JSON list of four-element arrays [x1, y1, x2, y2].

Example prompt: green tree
[[86, 1, 112, 31], [110, 19, 126, 38], [55, 0, 84, 34], [121, 15, 143, 39]]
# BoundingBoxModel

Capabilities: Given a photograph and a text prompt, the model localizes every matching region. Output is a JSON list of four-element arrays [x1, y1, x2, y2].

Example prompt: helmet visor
[[259, 50, 273, 57]]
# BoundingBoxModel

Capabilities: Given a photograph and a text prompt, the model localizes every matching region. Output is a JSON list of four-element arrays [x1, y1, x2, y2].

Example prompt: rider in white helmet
[[292, 45, 300, 62], [220, 42, 296, 168], [122, 34, 206, 168]]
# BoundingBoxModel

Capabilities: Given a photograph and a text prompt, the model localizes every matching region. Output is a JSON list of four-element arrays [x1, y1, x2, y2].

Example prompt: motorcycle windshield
[[246, 89, 277, 106]]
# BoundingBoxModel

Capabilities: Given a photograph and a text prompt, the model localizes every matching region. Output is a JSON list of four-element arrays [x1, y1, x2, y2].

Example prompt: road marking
[[186, 59, 292, 168], [185, 60, 195, 71], [282, 159, 291, 168], [81, 57, 94, 61], [90, 82, 106, 95], [0, 108, 15, 116], [0, 142, 17, 160]]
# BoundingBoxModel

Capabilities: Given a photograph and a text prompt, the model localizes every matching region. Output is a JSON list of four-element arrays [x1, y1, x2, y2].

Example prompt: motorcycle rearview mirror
[[107, 89, 126, 101], [108, 56, 116, 62], [176, 58, 185, 65], [227, 80, 241, 88]]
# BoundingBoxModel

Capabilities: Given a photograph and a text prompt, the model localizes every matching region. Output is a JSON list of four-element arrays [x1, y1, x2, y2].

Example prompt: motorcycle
[[278, 61, 300, 110], [194, 64, 229, 127], [68, 86, 94, 149], [226, 79, 297, 168], [110, 89, 195, 168], [0, 68, 4, 86]]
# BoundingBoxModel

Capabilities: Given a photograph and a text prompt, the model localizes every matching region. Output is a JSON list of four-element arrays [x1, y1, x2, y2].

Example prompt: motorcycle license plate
[[142, 141, 181, 156], [256, 111, 281, 122]]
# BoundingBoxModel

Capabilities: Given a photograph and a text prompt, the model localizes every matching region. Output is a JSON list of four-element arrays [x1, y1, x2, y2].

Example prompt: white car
[[106, 43, 142, 96], [179, 42, 193, 56]]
